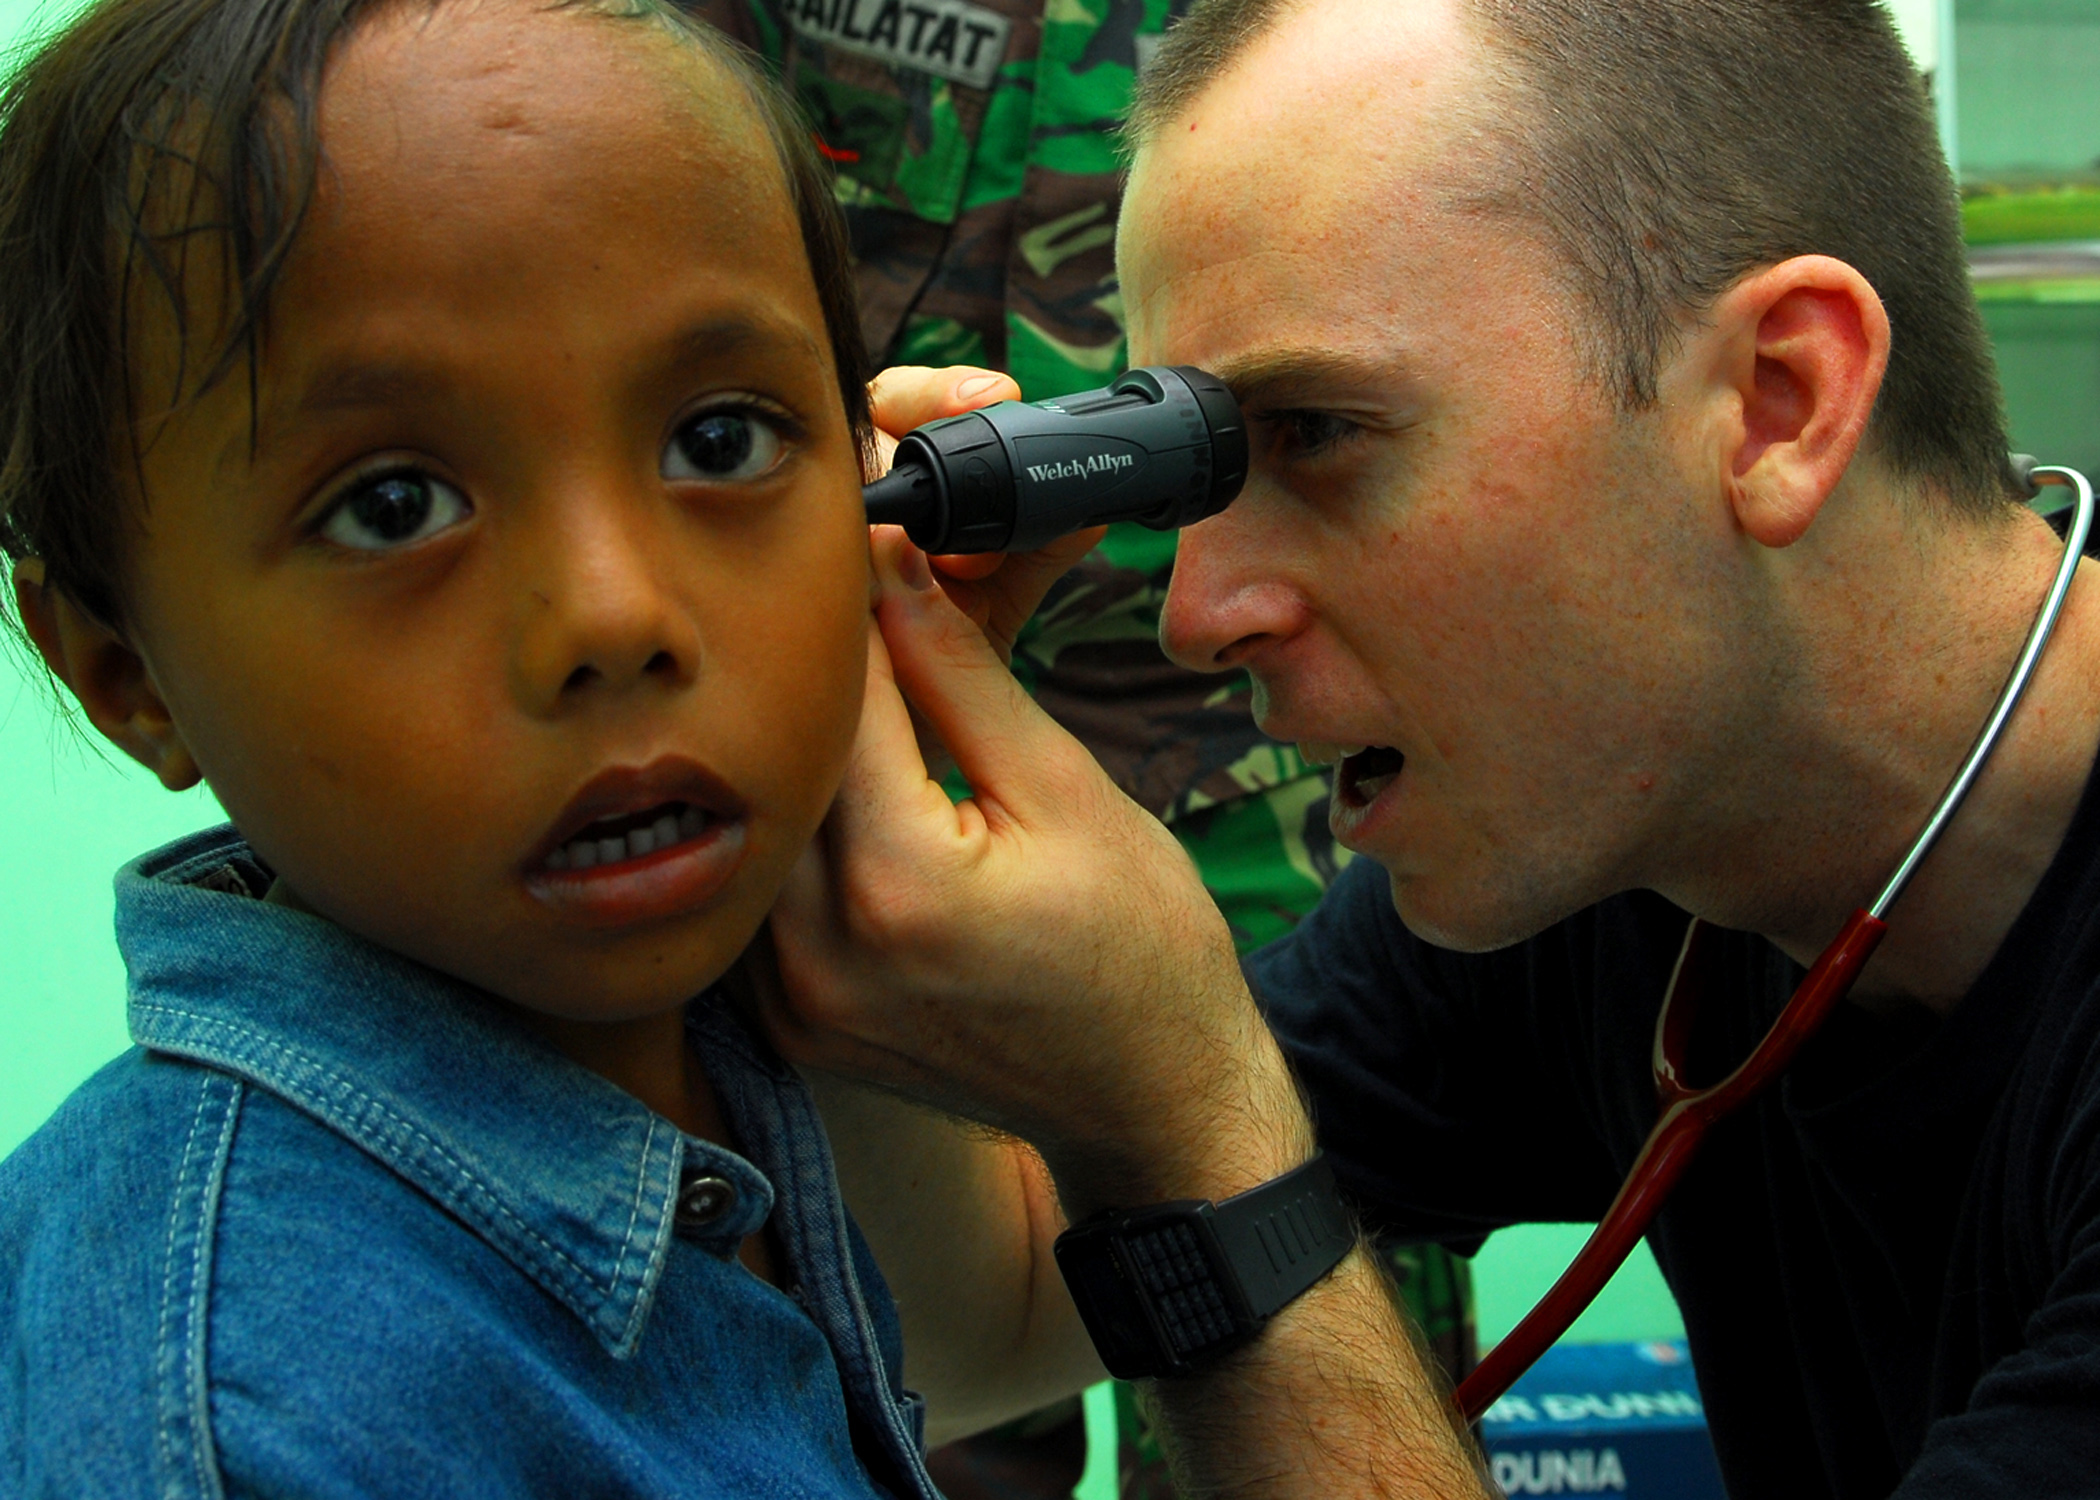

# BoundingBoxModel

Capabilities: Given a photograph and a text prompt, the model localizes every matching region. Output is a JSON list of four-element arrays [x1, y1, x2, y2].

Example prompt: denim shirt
[[0, 827, 939, 1499]]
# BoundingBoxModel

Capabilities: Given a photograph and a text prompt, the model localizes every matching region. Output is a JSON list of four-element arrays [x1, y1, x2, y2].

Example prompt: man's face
[[1124, 0, 1755, 949], [114, 0, 870, 1019]]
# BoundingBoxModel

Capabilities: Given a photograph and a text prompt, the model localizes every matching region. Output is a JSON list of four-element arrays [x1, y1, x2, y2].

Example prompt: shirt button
[[675, 1172, 738, 1234]]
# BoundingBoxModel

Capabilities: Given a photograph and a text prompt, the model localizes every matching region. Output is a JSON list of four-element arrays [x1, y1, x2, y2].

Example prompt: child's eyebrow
[[218, 363, 452, 474], [215, 364, 450, 468], [661, 312, 827, 379], [257, 313, 827, 449], [219, 304, 827, 466], [291, 362, 450, 422]]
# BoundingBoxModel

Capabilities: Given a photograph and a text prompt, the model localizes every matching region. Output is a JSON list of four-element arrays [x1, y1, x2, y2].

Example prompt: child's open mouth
[[540, 801, 713, 871], [525, 760, 751, 925]]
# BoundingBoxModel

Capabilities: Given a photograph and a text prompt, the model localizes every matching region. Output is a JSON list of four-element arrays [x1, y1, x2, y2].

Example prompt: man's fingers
[[867, 529, 1092, 829], [930, 553, 1006, 582], [976, 527, 1107, 656], [830, 610, 963, 836], [932, 527, 1102, 658], [923, 528, 1107, 661], [864, 367, 1093, 653], [868, 365, 1022, 440]]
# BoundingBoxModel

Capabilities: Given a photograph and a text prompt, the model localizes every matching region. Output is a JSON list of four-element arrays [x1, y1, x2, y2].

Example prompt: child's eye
[[319, 471, 472, 551], [663, 408, 786, 484]]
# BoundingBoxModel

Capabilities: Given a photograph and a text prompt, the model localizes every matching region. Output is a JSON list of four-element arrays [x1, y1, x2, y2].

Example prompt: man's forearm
[[1030, 1015, 1490, 1500], [1139, 1248, 1492, 1499], [801, 1069, 1107, 1442], [807, 1047, 1492, 1492], [817, 1058, 1492, 1494]]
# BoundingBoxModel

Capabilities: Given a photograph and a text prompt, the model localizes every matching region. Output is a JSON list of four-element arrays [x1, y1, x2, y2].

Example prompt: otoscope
[[862, 366, 1249, 553]]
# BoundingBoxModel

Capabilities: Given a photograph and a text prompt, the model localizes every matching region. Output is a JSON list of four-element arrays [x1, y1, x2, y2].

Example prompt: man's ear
[[12, 558, 202, 791], [1702, 255, 1890, 550]]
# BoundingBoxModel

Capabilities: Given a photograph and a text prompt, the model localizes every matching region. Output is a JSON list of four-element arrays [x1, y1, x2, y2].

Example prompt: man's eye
[[1270, 410, 1363, 459], [663, 409, 786, 483], [319, 472, 471, 551]]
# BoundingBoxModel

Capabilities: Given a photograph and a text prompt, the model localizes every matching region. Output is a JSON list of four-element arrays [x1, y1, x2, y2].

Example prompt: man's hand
[[769, 524, 1308, 1213], [865, 364, 1103, 662]]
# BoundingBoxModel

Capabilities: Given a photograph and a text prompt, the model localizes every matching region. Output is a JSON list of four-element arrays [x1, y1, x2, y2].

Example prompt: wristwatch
[[1052, 1154, 1355, 1380]]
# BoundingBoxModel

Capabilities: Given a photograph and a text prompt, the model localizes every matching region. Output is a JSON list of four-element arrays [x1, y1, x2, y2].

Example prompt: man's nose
[[1159, 502, 1307, 673], [510, 495, 700, 715]]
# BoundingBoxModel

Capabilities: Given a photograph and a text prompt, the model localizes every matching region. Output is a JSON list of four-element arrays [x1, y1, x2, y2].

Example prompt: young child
[[0, 0, 941, 1493]]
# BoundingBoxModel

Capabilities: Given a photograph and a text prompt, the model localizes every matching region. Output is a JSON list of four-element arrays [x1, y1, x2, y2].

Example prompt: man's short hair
[[1130, 0, 2017, 513]]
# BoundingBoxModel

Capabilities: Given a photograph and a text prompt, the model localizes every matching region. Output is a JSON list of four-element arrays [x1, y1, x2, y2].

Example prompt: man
[[767, 0, 2100, 1495]]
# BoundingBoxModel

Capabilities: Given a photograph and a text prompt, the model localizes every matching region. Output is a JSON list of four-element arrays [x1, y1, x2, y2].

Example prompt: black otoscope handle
[[862, 365, 1249, 554]]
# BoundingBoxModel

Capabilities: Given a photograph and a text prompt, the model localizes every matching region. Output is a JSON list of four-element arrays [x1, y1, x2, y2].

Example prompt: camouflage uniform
[[685, 3, 1474, 1492]]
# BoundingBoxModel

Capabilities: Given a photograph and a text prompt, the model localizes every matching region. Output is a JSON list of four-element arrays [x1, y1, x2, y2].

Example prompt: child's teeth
[[546, 805, 713, 874]]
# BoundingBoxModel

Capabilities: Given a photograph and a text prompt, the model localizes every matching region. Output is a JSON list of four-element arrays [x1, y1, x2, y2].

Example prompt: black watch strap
[[1053, 1155, 1354, 1380]]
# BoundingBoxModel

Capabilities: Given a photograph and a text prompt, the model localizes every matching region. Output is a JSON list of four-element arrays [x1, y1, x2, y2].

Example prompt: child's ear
[[13, 559, 202, 791]]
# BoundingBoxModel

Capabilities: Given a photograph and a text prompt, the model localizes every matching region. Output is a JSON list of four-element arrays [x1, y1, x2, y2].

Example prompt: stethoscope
[[1453, 460, 2098, 1424]]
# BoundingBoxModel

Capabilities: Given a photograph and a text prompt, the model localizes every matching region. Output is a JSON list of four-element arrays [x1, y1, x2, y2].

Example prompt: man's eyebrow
[[1211, 348, 1411, 410]]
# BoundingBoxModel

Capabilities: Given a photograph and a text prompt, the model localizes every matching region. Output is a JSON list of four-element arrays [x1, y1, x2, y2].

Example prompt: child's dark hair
[[0, 0, 872, 640]]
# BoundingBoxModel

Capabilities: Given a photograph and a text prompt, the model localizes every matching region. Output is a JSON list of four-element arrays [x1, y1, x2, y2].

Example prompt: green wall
[[1960, 1, 2100, 483], [0, 649, 225, 1151], [1987, 303, 2100, 480], [1957, 7, 2100, 180], [0, 0, 69, 67]]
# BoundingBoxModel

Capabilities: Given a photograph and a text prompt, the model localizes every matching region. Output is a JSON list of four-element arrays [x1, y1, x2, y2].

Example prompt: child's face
[[109, 0, 870, 1019]]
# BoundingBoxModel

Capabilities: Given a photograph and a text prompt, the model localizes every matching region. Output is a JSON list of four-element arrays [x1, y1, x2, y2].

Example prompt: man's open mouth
[[1336, 747, 1406, 809], [540, 800, 714, 872]]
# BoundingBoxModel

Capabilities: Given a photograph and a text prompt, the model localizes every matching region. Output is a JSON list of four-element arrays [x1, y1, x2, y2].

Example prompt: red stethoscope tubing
[[1449, 460, 2090, 1425], [1450, 908, 1887, 1423]]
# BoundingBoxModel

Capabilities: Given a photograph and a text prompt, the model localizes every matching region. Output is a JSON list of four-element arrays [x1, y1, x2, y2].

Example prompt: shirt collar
[[116, 824, 718, 1359]]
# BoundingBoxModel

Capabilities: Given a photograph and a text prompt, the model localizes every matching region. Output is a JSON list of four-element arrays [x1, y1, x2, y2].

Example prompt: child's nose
[[509, 502, 700, 714]]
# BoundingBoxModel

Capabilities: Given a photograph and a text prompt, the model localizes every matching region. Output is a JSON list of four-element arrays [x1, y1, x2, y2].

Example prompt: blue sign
[[1478, 1341, 1725, 1498]]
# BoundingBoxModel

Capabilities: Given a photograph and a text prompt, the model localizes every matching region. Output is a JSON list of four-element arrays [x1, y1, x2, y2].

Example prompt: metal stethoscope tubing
[[1453, 462, 2097, 1425]]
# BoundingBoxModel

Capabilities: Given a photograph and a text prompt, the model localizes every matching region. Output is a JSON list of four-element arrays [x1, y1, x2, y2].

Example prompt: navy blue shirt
[[0, 827, 939, 1499], [1250, 761, 2100, 1499]]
